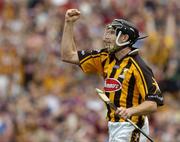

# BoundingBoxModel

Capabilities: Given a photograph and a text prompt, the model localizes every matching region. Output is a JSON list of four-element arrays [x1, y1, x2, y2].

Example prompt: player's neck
[[115, 47, 131, 61]]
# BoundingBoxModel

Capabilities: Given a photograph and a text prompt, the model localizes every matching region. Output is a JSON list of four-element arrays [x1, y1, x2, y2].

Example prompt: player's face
[[103, 25, 116, 51]]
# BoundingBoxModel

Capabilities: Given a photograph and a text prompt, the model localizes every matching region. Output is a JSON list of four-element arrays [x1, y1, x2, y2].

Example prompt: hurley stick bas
[[95, 88, 154, 142]]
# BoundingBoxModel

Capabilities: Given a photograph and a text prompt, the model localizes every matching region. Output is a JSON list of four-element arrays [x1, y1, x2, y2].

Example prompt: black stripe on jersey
[[114, 59, 132, 122], [78, 50, 91, 61], [105, 92, 111, 120], [102, 57, 107, 67], [107, 58, 118, 121], [100, 53, 108, 56], [109, 54, 115, 64], [109, 62, 117, 78], [138, 93, 142, 104], [126, 73, 135, 108], [78, 50, 108, 64], [136, 116, 144, 129], [113, 60, 122, 121], [136, 94, 144, 128]]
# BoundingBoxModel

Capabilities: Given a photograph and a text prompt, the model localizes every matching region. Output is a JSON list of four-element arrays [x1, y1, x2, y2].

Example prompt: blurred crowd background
[[0, 0, 179, 142]]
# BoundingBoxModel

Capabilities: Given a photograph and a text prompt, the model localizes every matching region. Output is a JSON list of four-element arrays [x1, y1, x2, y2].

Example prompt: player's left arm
[[116, 59, 164, 119], [126, 65, 163, 117], [116, 101, 157, 119]]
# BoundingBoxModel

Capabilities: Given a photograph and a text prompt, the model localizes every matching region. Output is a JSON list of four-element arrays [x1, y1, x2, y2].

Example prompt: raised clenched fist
[[65, 9, 81, 23]]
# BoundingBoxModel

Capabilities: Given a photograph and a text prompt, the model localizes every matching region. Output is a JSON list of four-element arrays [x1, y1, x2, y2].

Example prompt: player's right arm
[[60, 9, 80, 64]]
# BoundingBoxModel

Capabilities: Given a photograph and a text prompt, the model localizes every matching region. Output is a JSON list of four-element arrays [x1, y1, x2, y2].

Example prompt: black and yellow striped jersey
[[78, 48, 163, 126]]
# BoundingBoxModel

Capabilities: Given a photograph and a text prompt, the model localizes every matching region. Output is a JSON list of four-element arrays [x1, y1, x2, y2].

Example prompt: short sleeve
[[77, 49, 108, 75], [131, 56, 164, 106]]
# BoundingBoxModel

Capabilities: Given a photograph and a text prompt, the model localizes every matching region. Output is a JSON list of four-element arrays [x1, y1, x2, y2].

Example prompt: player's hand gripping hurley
[[95, 88, 154, 142]]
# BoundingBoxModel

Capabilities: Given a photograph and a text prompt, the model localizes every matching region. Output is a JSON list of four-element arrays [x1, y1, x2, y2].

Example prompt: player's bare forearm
[[116, 101, 157, 119], [61, 22, 78, 64], [60, 9, 80, 64], [129, 101, 157, 116]]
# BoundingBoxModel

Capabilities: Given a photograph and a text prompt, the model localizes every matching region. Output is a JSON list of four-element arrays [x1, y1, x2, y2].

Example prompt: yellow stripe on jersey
[[131, 83, 142, 123], [130, 64, 146, 100]]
